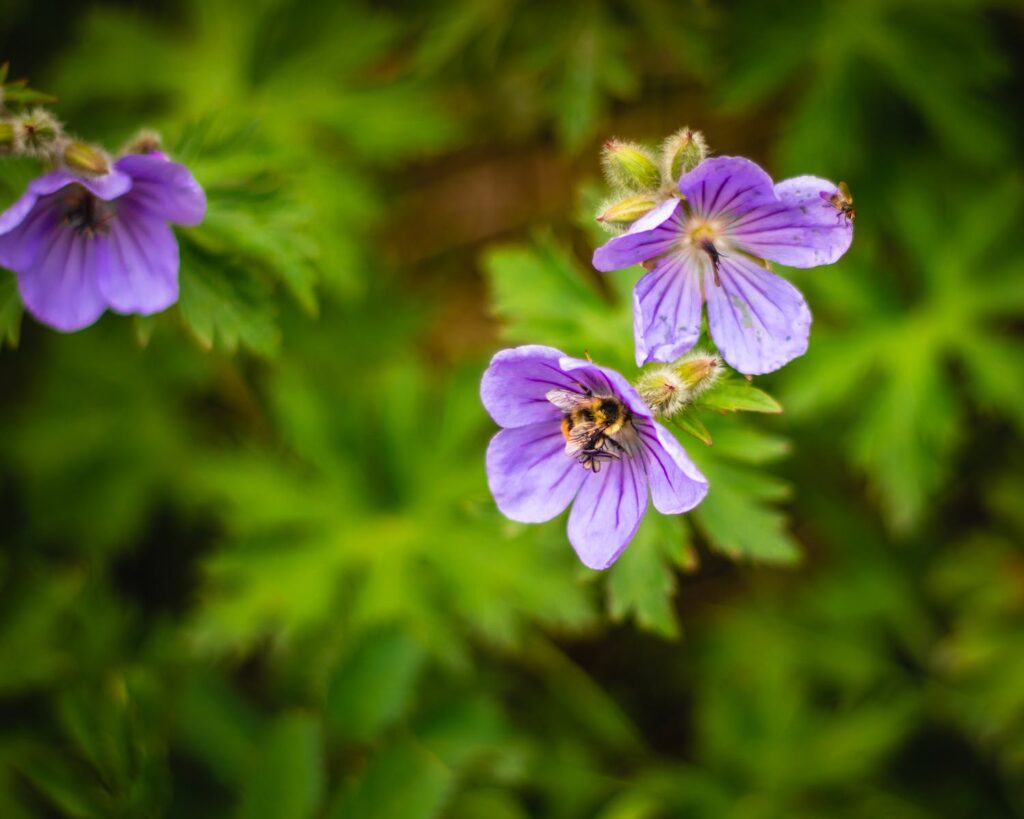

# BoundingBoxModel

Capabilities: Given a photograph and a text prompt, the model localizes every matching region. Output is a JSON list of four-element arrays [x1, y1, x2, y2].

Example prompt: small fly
[[699, 238, 723, 287]]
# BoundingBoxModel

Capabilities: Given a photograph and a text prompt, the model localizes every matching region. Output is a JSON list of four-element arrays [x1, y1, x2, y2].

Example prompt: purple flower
[[593, 157, 853, 375], [0, 153, 206, 331], [481, 345, 708, 569]]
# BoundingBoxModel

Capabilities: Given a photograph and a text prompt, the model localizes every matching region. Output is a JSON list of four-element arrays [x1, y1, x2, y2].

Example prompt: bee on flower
[[481, 345, 708, 570]]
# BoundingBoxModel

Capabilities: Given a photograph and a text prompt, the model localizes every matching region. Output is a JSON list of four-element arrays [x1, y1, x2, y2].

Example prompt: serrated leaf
[[696, 379, 783, 414], [606, 513, 690, 638], [690, 441, 799, 564], [482, 233, 632, 371], [177, 239, 280, 356]]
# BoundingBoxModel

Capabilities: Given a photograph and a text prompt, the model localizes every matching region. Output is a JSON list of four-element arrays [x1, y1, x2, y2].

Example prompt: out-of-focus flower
[[592, 156, 853, 374], [481, 345, 708, 569], [0, 152, 206, 331]]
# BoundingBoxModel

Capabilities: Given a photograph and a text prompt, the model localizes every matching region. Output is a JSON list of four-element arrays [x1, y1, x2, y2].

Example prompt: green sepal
[[673, 411, 712, 445], [695, 378, 783, 414]]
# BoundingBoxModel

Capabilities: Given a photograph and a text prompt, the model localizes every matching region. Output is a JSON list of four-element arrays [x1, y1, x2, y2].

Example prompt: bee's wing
[[546, 388, 588, 412], [564, 422, 597, 455], [838, 180, 852, 201]]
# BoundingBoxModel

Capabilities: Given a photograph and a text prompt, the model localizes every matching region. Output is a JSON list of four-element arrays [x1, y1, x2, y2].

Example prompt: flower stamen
[[61, 186, 116, 237]]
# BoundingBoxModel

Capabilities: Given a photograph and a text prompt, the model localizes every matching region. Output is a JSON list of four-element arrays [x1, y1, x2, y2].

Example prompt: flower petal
[[557, 356, 653, 420], [632, 252, 703, 366], [116, 154, 207, 226], [17, 223, 106, 332], [591, 198, 682, 272], [0, 192, 63, 272], [770, 174, 853, 264], [96, 209, 180, 315], [705, 254, 811, 375], [0, 169, 131, 236], [481, 345, 588, 428], [677, 156, 776, 220], [637, 419, 708, 514], [486, 422, 586, 523], [567, 454, 648, 569]]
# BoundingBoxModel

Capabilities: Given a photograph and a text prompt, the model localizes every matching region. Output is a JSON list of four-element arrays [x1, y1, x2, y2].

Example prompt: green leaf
[[606, 513, 691, 638], [327, 626, 425, 742], [0, 276, 23, 349], [672, 411, 712, 445], [482, 233, 633, 372], [695, 379, 783, 414], [328, 738, 452, 819], [239, 714, 324, 819], [690, 423, 799, 564], [177, 239, 280, 356], [178, 674, 264, 787]]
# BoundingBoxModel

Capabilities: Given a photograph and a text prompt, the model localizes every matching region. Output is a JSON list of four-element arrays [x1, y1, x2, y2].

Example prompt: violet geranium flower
[[592, 156, 853, 375], [0, 153, 206, 331], [482, 345, 708, 569]]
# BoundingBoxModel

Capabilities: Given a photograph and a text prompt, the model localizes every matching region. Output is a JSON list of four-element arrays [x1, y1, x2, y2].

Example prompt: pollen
[[684, 218, 723, 246]]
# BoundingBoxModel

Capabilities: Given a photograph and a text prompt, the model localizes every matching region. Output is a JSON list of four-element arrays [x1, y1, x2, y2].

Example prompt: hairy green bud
[[13, 108, 61, 156], [601, 139, 661, 192], [635, 350, 722, 418], [597, 193, 659, 226], [121, 128, 162, 156], [662, 127, 708, 183], [63, 141, 110, 175]]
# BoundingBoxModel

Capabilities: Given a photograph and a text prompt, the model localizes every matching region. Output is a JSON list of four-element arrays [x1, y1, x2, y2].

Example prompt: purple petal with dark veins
[[705, 253, 811, 375], [567, 453, 647, 569], [96, 206, 180, 314], [0, 191, 63, 273], [677, 156, 777, 221], [769, 175, 853, 264], [632, 251, 703, 366], [481, 345, 589, 429], [0, 169, 132, 236], [16, 220, 106, 332], [486, 422, 586, 523], [591, 198, 682, 272], [636, 418, 708, 514], [557, 356, 653, 419], [116, 154, 207, 226]]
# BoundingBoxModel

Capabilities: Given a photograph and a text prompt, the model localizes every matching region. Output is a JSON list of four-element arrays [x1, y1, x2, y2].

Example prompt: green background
[[1, 1, 1022, 816]]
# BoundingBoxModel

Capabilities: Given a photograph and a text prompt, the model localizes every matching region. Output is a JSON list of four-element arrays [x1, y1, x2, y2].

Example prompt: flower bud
[[661, 127, 708, 183], [596, 193, 659, 225], [121, 128, 162, 156], [13, 108, 61, 156], [601, 139, 661, 192], [63, 141, 110, 175], [636, 365, 689, 418], [635, 349, 722, 418], [673, 349, 721, 398]]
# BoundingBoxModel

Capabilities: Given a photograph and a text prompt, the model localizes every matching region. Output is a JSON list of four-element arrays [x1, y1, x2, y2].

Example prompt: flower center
[[61, 185, 117, 237], [682, 219, 726, 286]]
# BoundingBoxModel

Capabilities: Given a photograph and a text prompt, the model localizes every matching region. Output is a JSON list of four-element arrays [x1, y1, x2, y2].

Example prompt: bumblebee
[[546, 388, 632, 473], [821, 181, 855, 223]]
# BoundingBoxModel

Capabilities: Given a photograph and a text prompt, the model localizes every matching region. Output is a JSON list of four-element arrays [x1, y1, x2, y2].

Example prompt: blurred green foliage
[[0, 0, 1023, 816]]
